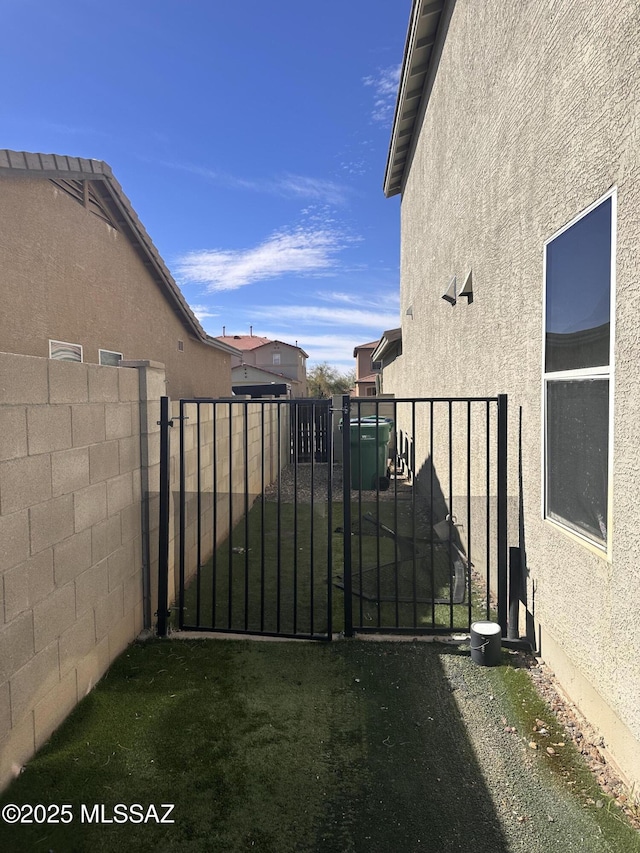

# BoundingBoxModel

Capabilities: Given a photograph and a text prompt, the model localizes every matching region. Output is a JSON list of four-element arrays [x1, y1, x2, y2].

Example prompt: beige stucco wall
[[0, 176, 231, 399], [257, 342, 308, 395], [390, 0, 640, 787]]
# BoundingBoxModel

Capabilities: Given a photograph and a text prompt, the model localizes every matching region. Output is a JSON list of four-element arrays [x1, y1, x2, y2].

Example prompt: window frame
[[541, 188, 616, 556], [49, 339, 83, 362], [99, 349, 124, 367]]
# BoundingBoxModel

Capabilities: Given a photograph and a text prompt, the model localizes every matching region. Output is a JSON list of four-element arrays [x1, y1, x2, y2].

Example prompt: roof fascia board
[[372, 330, 402, 363], [209, 337, 242, 356], [383, 0, 456, 198]]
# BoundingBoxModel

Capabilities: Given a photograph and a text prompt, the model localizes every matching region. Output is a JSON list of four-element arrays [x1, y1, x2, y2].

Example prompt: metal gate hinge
[[156, 415, 190, 426]]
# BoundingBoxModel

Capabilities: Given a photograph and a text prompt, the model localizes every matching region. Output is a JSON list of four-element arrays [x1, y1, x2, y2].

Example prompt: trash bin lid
[[357, 415, 394, 428], [348, 419, 391, 441]]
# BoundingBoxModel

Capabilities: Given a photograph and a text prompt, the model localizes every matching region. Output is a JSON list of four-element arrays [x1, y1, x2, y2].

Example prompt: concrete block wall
[[0, 352, 145, 789], [0, 360, 291, 786]]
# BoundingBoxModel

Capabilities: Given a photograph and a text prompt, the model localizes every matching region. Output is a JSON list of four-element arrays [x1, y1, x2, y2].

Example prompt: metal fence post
[[341, 394, 353, 637], [508, 546, 521, 640], [497, 394, 508, 636], [157, 395, 172, 637]]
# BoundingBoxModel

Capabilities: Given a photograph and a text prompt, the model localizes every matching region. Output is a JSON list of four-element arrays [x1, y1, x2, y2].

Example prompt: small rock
[[529, 742, 538, 750]]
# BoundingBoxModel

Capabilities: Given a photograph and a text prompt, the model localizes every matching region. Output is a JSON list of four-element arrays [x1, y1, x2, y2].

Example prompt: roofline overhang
[[206, 336, 241, 356], [383, 0, 455, 198], [0, 149, 238, 358], [371, 328, 402, 363]]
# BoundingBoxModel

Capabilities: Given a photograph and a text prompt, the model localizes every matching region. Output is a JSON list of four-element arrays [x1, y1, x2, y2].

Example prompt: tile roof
[[219, 335, 272, 351], [216, 335, 309, 358], [353, 339, 381, 357]]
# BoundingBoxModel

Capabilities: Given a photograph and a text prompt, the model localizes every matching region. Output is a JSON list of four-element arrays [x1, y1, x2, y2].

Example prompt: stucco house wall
[[0, 164, 235, 399], [385, 0, 640, 788], [353, 341, 380, 397], [256, 341, 307, 395]]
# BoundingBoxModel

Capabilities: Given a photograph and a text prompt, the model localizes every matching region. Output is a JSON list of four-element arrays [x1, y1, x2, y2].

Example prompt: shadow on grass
[[0, 639, 510, 853], [182, 500, 476, 637]]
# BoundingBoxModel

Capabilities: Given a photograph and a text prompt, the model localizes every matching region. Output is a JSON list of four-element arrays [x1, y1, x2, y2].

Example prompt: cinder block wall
[[0, 357, 291, 789], [0, 352, 144, 788]]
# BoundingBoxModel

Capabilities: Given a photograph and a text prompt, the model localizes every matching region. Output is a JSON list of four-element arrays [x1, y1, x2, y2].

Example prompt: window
[[543, 191, 615, 549], [273, 353, 281, 365], [99, 349, 123, 367], [49, 340, 83, 362]]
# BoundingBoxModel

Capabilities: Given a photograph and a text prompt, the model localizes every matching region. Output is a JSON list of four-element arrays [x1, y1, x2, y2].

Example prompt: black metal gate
[[157, 394, 509, 641]]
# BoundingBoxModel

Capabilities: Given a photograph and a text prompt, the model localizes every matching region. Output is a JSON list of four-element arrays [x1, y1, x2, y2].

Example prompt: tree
[[307, 362, 356, 398]]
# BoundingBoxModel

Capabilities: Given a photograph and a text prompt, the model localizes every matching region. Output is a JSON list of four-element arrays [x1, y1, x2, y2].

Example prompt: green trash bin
[[347, 417, 392, 490]]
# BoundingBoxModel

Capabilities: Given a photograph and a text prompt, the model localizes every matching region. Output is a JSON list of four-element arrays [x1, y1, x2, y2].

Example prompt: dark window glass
[[546, 379, 609, 544], [545, 198, 611, 372]]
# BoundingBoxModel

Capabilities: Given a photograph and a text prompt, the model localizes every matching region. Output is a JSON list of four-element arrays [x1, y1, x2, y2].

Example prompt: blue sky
[[3, 0, 408, 371]]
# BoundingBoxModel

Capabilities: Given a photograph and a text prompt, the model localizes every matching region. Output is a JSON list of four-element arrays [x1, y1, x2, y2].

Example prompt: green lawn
[[182, 500, 477, 636]]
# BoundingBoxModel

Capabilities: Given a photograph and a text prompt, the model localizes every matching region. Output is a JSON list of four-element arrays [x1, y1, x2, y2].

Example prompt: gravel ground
[[439, 647, 639, 851], [264, 462, 414, 504]]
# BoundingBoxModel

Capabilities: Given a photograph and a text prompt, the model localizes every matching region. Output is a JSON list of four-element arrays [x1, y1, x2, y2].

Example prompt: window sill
[[543, 516, 612, 563]]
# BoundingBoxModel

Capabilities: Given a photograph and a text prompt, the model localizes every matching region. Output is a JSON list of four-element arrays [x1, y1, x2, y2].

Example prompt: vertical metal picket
[[159, 393, 510, 642], [341, 394, 353, 637], [156, 396, 171, 637], [497, 394, 508, 636]]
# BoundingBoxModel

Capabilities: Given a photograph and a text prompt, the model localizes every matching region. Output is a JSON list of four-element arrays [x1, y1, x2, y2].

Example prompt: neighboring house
[[352, 340, 381, 397], [0, 150, 239, 398], [216, 333, 308, 397], [231, 364, 291, 398], [383, 0, 640, 790], [371, 328, 402, 395]]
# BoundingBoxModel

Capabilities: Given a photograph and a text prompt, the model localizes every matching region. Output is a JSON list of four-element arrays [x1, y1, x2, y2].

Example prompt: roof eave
[[383, 0, 453, 198], [372, 327, 402, 363], [205, 336, 241, 356]]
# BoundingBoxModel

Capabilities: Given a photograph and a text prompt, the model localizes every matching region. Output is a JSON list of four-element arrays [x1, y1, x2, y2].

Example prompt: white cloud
[[156, 159, 350, 205], [251, 304, 399, 330], [363, 64, 401, 124], [315, 290, 362, 305], [190, 304, 220, 322], [176, 227, 350, 292], [273, 174, 348, 206]]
